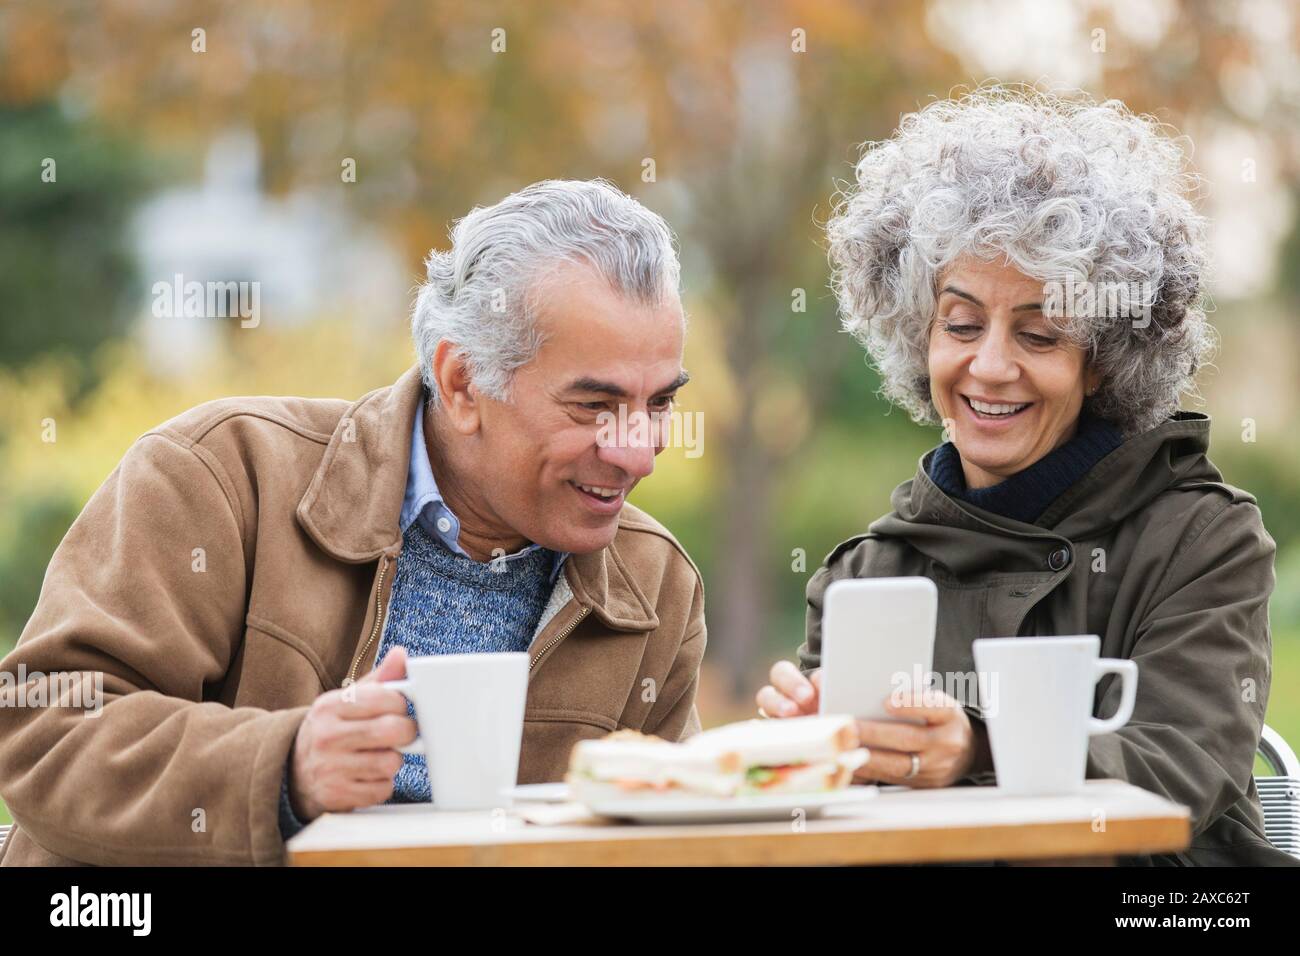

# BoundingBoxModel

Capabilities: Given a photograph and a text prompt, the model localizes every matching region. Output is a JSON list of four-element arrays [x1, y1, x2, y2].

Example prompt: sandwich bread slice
[[566, 714, 869, 800]]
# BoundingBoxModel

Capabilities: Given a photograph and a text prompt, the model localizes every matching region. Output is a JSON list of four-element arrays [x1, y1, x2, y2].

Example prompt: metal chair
[[1257, 724, 1300, 860]]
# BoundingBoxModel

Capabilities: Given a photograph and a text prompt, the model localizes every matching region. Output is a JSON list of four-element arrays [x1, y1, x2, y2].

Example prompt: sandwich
[[566, 714, 870, 800]]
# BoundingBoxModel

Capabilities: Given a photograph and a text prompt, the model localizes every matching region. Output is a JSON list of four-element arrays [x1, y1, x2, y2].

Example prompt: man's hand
[[287, 647, 417, 822]]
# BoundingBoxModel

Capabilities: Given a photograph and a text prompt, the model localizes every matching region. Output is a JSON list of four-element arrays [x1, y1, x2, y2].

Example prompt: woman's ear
[[1084, 363, 1101, 397], [430, 341, 481, 435]]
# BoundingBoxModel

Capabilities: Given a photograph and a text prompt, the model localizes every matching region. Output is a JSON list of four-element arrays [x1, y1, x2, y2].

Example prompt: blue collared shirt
[[401, 392, 569, 583]]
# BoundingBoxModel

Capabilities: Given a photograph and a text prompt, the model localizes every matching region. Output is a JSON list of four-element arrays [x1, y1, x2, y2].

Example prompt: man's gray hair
[[412, 178, 681, 405], [826, 85, 1215, 436]]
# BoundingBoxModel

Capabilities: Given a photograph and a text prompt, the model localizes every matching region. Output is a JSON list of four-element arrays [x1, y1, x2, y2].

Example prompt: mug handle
[[1088, 658, 1138, 736], [381, 678, 425, 756]]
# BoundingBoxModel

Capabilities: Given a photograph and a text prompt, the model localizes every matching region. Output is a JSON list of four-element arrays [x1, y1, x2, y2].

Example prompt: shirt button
[[1047, 547, 1072, 572], [436, 517, 452, 534]]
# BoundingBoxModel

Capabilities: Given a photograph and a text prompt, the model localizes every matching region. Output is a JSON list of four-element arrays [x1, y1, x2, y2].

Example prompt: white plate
[[581, 785, 878, 824], [501, 783, 571, 803]]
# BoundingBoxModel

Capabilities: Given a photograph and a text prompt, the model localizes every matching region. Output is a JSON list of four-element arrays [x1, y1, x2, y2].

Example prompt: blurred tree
[[0, 102, 146, 379], [0, 493, 79, 648], [1, 0, 1297, 698]]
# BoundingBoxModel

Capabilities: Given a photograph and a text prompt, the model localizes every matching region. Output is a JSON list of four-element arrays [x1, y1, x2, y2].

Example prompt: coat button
[[1047, 547, 1072, 571]]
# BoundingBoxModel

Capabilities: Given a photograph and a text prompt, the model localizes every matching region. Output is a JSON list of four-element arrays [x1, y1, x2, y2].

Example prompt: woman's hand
[[756, 666, 982, 789], [852, 687, 976, 788], [755, 661, 821, 717]]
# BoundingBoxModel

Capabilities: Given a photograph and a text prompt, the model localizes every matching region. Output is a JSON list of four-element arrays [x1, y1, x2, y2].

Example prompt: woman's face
[[928, 255, 1099, 489]]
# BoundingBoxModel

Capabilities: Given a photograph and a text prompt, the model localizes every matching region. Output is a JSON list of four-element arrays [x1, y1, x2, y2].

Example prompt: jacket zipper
[[345, 553, 391, 686], [529, 606, 590, 674]]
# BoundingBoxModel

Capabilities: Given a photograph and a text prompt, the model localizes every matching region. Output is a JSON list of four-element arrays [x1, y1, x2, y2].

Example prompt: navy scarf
[[926, 408, 1124, 525]]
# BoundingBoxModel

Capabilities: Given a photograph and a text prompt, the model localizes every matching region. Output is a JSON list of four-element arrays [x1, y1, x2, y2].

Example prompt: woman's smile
[[960, 394, 1035, 425]]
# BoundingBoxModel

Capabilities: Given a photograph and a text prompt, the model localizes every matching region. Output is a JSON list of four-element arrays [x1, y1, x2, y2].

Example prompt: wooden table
[[286, 779, 1189, 866]]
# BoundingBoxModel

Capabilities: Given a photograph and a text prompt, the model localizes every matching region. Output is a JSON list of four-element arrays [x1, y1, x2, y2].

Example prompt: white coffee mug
[[381, 652, 529, 810], [972, 635, 1138, 795]]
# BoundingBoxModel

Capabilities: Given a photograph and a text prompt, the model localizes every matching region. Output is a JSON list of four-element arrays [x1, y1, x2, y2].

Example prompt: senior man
[[0, 179, 705, 866]]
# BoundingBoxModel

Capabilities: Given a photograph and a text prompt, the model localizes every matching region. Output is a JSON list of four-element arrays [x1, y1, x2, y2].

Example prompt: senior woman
[[757, 88, 1294, 866]]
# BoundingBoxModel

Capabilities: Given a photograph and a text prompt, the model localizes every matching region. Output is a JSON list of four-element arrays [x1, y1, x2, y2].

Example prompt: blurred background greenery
[[2, 0, 1299, 825]]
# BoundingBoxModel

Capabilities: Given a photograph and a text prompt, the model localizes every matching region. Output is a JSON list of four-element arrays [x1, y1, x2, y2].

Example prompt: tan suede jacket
[[0, 365, 706, 865]]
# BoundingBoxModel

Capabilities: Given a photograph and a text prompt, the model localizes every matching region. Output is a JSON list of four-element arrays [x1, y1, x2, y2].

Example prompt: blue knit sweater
[[373, 518, 556, 802], [278, 496, 558, 835], [278, 390, 568, 838]]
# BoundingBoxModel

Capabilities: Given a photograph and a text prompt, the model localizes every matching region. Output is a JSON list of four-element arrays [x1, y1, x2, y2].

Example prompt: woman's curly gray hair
[[826, 85, 1215, 436]]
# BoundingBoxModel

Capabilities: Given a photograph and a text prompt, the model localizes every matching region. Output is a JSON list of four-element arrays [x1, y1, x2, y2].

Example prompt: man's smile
[[569, 480, 627, 513]]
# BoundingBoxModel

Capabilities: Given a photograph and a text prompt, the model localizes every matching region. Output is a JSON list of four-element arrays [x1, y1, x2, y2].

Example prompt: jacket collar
[[296, 364, 657, 632], [867, 411, 1229, 575]]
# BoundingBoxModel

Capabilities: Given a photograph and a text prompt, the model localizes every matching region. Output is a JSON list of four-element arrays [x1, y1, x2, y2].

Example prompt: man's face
[[469, 262, 687, 554]]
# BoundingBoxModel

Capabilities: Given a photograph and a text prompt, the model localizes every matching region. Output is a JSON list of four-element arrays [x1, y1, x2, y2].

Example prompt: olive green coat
[[799, 412, 1296, 866]]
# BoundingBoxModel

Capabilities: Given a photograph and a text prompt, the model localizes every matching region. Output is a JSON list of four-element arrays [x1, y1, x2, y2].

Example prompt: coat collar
[[295, 364, 658, 632], [867, 411, 1228, 576]]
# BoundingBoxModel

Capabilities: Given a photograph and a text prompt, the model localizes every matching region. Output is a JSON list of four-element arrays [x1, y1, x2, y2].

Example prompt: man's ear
[[431, 340, 481, 435]]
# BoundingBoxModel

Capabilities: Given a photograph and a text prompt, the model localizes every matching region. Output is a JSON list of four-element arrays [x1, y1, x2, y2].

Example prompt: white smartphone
[[818, 577, 938, 723]]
